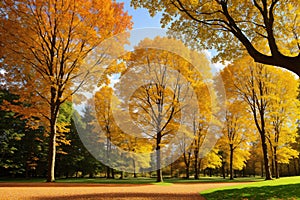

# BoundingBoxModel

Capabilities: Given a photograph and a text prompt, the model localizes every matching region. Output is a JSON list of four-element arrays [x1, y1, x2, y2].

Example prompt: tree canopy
[[0, 0, 132, 182], [131, 0, 300, 76]]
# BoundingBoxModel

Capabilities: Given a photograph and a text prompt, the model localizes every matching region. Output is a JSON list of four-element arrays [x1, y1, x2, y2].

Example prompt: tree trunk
[[185, 167, 189, 179], [229, 144, 234, 180], [222, 162, 226, 179], [111, 168, 115, 179], [260, 133, 272, 180], [46, 115, 57, 182], [261, 159, 264, 177], [106, 166, 111, 178], [156, 132, 163, 182], [170, 161, 173, 178], [194, 149, 199, 179], [274, 147, 279, 178], [133, 159, 137, 178]]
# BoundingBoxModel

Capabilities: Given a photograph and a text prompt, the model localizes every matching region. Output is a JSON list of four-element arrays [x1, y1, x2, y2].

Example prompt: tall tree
[[220, 100, 253, 180], [114, 37, 211, 182], [131, 0, 300, 76], [0, 0, 132, 182], [266, 68, 299, 178], [221, 58, 273, 179], [221, 56, 300, 179]]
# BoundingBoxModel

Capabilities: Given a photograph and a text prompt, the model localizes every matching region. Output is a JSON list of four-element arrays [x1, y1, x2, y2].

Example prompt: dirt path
[[0, 182, 246, 200]]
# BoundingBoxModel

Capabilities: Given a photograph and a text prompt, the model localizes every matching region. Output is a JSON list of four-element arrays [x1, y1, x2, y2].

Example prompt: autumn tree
[[131, 0, 300, 76], [221, 59, 273, 179], [266, 68, 299, 178], [221, 56, 300, 180], [121, 51, 184, 183], [94, 87, 116, 178], [0, 0, 131, 182], [112, 37, 213, 182], [200, 148, 222, 176], [219, 100, 253, 180]]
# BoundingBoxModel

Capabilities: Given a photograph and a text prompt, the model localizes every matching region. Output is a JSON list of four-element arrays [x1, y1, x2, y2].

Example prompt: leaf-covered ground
[[0, 182, 244, 200]]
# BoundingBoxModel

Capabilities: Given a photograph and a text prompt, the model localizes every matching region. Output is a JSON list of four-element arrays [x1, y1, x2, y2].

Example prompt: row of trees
[[1, 0, 300, 183], [2, 36, 299, 182]]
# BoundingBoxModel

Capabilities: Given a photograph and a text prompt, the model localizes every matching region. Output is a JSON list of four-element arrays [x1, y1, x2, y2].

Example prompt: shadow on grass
[[201, 183, 300, 200], [35, 193, 204, 200]]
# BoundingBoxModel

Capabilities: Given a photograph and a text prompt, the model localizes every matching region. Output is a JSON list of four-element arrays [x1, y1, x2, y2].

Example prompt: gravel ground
[[0, 182, 245, 200]]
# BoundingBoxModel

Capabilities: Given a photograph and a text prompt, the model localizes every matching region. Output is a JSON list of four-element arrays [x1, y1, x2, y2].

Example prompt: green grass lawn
[[201, 176, 300, 200]]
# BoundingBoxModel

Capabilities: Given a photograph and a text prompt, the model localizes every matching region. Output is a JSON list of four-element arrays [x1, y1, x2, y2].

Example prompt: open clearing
[[0, 182, 246, 200]]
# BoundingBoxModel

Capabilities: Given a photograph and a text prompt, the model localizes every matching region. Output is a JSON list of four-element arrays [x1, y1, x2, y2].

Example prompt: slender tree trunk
[[47, 102, 58, 182], [156, 132, 163, 182], [133, 159, 137, 178], [194, 149, 199, 179], [274, 147, 279, 178], [229, 145, 234, 180], [222, 161, 226, 179], [170, 160, 173, 178], [183, 151, 191, 179], [198, 158, 201, 178]]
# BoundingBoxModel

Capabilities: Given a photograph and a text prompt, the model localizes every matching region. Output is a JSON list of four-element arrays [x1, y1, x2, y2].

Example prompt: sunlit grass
[[201, 176, 300, 200]]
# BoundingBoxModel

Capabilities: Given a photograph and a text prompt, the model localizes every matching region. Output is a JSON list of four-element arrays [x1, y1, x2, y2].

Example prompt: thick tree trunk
[[229, 145, 234, 180]]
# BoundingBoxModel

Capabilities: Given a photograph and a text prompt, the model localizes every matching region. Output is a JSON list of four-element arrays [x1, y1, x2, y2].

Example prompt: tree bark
[[194, 149, 199, 179], [46, 89, 59, 182], [274, 147, 279, 178], [106, 166, 111, 179], [47, 117, 57, 182], [185, 167, 190, 179], [133, 159, 137, 178], [229, 144, 234, 180], [261, 133, 272, 180], [156, 132, 163, 182]]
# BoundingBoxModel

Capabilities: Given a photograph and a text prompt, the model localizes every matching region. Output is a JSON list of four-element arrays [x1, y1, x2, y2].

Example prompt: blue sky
[[118, 0, 226, 72], [119, 0, 163, 28]]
